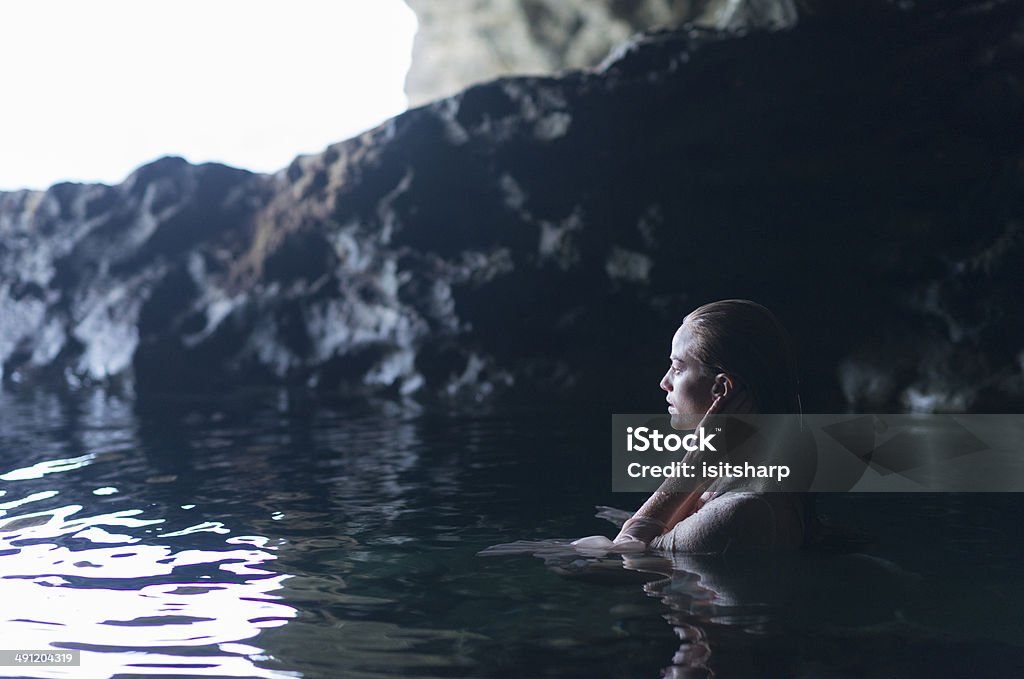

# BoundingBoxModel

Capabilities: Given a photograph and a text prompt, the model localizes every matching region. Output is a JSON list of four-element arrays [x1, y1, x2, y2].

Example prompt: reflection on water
[[0, 456, 294, 678], [0, 388, 1022, 678], [0, 388, 553, 679], [483, 536, 1024, 678]]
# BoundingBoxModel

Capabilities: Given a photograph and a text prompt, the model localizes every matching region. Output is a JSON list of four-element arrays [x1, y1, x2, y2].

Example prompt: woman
[[574, 299, 813, 553]]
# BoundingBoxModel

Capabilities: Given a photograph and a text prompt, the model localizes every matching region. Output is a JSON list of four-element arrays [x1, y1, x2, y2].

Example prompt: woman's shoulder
[[652, 491, 804, 553]]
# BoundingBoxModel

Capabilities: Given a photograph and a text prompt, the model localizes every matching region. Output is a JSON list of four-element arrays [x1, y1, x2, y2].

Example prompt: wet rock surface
[[0, 0, 1021, 412]]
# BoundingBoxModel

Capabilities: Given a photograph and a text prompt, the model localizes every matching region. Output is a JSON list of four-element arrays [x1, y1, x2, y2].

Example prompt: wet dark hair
[[684, 299, 801, 414]]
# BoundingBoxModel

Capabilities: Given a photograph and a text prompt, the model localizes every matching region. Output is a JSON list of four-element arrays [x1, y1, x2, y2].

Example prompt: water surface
[[0, 389, 1021, 678]]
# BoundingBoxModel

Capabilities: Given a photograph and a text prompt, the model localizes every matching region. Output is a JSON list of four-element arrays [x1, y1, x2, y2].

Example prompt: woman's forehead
[[671, 322, 698, 356]]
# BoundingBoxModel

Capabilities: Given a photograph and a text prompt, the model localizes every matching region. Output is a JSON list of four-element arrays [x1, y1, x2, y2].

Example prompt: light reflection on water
[[0, 389, 295, 678], [0, 463, 295, 678], [0, 388, 526, 679]]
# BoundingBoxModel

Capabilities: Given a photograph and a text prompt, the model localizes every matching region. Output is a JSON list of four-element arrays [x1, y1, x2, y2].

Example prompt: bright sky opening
[[0, 0, 417, 191]]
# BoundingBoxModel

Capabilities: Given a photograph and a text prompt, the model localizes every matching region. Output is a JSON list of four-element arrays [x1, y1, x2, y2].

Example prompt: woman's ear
[[711, 374, 734, 399]]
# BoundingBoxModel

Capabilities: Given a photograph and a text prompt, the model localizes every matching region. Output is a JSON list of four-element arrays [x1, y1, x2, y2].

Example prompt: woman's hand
[[570, 534, 646, 553], [572, 511, 661, 552], [676, 388, 751, 472]]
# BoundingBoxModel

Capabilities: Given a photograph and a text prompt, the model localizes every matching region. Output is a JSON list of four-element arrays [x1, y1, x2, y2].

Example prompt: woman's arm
[[571, 480, 713, 552], [612, 392, 743, 546], [612, 478, 713, 546], [573, 438, 715, 553], [571, 389, 753, 553]]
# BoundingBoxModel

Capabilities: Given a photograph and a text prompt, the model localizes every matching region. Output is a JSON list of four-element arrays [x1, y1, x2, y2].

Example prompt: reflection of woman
[[575, 299, 813, 553]]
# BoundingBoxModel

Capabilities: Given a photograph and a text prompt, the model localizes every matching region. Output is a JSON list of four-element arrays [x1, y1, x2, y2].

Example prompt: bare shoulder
[[651, 492, 803, 553]]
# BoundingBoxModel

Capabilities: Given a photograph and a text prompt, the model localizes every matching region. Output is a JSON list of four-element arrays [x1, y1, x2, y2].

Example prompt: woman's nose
[[660, 371, 671, 392]]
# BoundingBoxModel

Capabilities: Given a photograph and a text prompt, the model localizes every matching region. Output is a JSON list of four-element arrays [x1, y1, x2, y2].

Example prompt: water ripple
[[0, 451, 296, 677]]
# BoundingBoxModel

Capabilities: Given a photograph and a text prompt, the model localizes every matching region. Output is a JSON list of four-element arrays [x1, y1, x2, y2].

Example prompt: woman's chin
[[670, 412, 702, 430]]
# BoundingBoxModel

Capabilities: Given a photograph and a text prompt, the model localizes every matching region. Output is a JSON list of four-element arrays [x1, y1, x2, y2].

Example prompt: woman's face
[[660, 321, 716, 430]]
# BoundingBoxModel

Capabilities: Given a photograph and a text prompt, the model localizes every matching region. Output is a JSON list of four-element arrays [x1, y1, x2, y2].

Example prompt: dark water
[[0, 389, 1022, 679]]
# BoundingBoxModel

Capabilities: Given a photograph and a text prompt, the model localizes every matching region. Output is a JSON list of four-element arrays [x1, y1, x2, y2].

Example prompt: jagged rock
[[404, 0, 798, 106], [0, 0, 1021, 412], [0, 158, 269, 388]]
